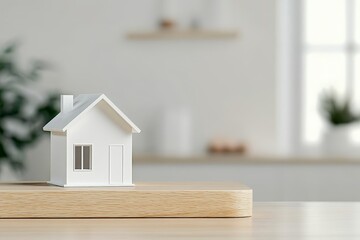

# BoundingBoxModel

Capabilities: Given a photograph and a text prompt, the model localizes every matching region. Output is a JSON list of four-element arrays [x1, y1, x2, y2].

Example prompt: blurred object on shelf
[[157, 0, 235, 31], [208, 137, 247, 154], [159, 19, 176, 30], [156, 107, 192, 156], [190, 17, 201, 30], [128, 0, 238, 40], [159, 0, 178, 30]]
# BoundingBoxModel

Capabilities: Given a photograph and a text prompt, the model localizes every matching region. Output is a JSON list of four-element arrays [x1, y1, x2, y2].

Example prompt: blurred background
[[0, 0, 360, 201]]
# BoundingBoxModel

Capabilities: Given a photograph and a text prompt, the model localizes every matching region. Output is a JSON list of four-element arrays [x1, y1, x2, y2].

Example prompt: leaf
[[3, 43, 17, 54], [0, 41, 59, 174], [319, 90, 360, 125]]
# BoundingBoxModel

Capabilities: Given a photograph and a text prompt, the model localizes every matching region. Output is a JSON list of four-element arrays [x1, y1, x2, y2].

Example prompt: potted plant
[[319, 90, 359, 156], [0, 42, 59, 176]]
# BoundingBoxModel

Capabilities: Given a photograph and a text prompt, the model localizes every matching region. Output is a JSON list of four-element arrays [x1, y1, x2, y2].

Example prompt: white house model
[[43, 94, 141, 187]]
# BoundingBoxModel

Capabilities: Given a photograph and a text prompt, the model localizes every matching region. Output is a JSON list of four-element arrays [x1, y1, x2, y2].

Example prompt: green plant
[[319, 90, 360, 126], [0, 42, 59, 173]]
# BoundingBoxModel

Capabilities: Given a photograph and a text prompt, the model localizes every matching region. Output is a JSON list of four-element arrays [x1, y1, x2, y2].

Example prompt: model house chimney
[[61, 95, 74, 113]]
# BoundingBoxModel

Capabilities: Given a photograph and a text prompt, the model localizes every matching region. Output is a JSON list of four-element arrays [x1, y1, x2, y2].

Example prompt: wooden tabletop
[[0, 202, 358, 239]]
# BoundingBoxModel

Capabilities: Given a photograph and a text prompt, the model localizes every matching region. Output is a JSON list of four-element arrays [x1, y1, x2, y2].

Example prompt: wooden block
[[0, 182, 252, 218]]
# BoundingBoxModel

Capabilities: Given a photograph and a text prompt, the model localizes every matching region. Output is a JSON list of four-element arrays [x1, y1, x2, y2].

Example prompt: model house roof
[[43, 94, 141, 133]]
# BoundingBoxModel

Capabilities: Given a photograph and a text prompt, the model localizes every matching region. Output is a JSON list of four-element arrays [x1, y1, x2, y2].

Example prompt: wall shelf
[[127, 30, 238, 40]]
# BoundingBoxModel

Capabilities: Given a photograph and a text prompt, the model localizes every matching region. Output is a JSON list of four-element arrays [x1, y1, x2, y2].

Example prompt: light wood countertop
[[0, 202, 359, 239]]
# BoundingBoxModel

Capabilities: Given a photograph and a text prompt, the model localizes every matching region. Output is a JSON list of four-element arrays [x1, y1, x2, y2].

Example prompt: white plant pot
[[322, 125, 353, 157]]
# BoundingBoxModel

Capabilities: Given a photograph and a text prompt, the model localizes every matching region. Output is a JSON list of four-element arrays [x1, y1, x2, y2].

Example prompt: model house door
[[109, 145, 123, 185]]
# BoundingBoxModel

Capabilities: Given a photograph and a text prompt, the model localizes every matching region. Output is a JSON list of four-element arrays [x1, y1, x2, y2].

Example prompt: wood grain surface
[[0, 202, 357, 240], [0, 182, 252, 218]]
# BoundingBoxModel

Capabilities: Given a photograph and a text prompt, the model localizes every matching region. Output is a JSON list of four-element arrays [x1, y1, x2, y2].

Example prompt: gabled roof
[[43, 94, 141, 133]]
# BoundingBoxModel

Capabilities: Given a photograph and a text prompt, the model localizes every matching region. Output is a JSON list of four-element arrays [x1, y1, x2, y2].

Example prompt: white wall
[[0, 0, 276, 180]]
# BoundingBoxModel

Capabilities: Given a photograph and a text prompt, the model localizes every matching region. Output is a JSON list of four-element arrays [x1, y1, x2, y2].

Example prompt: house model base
[[0, 182, 253, 218]]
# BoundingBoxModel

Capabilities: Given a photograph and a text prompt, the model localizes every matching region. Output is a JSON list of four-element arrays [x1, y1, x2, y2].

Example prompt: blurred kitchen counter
[[134, 154, 360, 164], [133, 154, 360, 201]]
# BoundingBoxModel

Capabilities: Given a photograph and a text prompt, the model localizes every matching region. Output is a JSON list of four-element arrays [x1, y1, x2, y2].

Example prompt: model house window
[[301, 0, 360, 145], [74, 145, 92, 170]]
